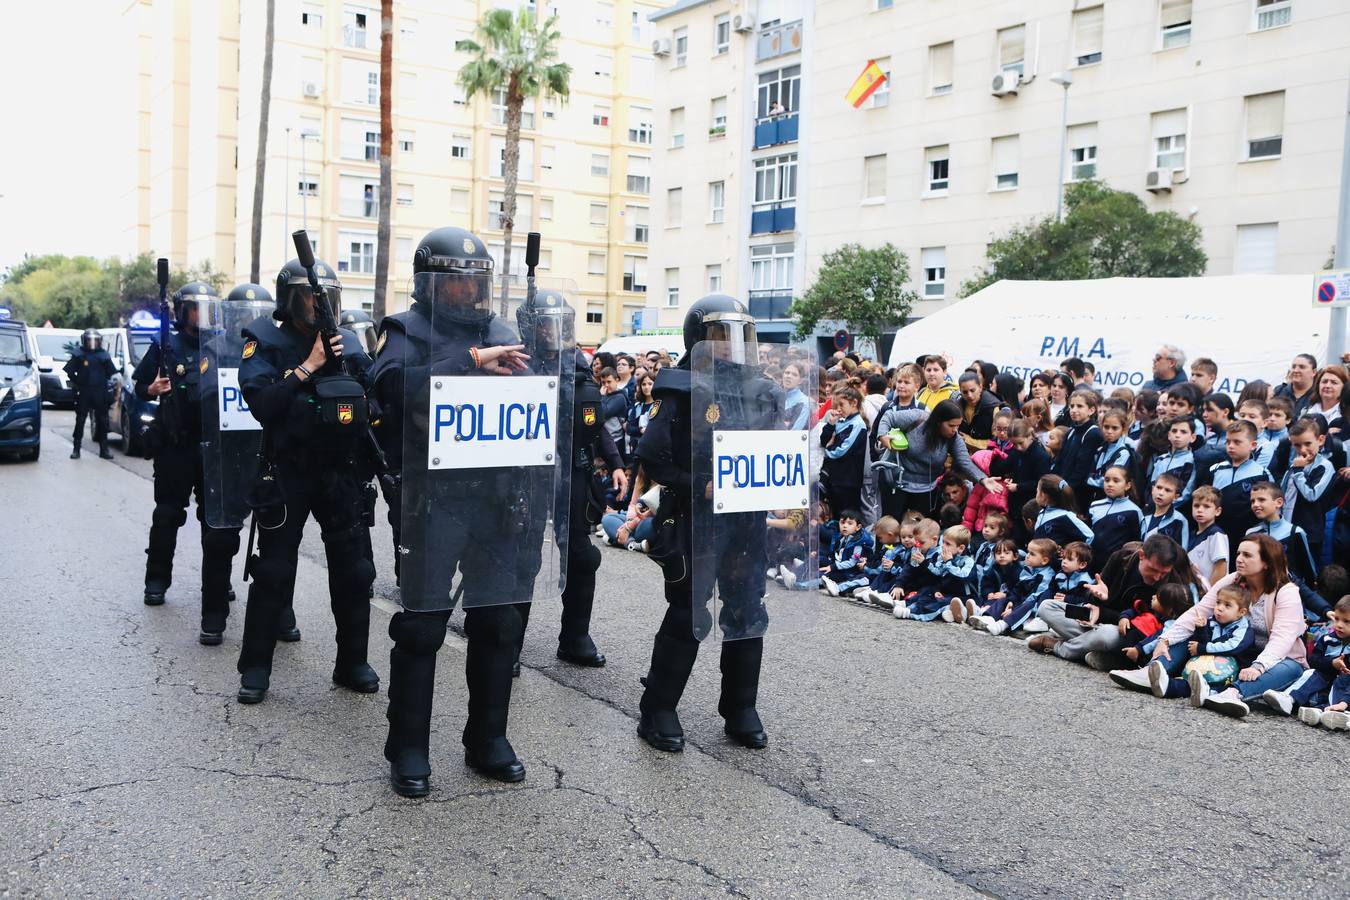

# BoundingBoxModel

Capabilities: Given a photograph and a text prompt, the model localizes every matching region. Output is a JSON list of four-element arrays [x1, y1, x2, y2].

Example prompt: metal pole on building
[[284, 127, 291, 260], [300, 134, 309, 234], [1050, 72, 1073, 223], [1329, 75, 1350, 363]]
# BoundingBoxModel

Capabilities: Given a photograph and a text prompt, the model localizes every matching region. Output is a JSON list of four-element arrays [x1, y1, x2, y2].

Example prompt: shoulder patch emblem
[[242, 341, 257, 359], [199, 357, 209, 374], [582, 406, 597, 426], [375, 331, 387, 354], [705, 402, 720, 425], [649, 399, 661, 419]]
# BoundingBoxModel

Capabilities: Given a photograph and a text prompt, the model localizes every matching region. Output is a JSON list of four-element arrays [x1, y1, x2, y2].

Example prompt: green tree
[[456, 8, 571, 310], [0, 253, 228, 325], [959, 180, 1207, 297], [791, 243, 918, 348]]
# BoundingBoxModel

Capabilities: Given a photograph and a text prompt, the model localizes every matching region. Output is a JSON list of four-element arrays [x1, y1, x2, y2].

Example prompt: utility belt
[[574, 445, 594, 471], [310, 374, 369, 432]]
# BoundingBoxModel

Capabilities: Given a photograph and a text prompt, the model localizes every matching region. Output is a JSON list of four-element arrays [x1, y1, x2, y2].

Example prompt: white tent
[[888, 275, 1332, 395]]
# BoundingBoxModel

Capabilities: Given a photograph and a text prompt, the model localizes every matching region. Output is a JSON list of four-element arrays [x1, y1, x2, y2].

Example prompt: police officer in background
[[371, 226, 543, 796], [64, 328, 116, 459], [513, 290, 625, 672], [233, 259, 378, 704], [634, 295, 775, 753]]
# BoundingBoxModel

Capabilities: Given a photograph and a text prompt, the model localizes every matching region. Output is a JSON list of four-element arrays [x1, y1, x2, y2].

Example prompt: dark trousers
[[145, 438, 239, 623], [825, 482, 863, 520], [518, 472, 605, 655], [880, 485, 938, 522], [72, 396, 110, 447], [237, 456, 373, 685]]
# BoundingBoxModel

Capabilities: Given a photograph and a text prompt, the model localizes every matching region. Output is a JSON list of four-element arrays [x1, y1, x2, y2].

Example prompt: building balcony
[[750, 202, 796, 236], [748, 291, 793, 321], [756, 20, 803, 61], [753, 113, 798, 149]]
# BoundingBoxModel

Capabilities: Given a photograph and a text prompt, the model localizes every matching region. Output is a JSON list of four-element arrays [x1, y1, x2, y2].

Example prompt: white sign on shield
[[711, 430, 810, 515], [425, 375, 558, 471], [217, 368, 261, 431]]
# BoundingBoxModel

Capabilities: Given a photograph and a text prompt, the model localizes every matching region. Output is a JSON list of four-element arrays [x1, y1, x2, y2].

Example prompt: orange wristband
[[469, 347, 481, 368]]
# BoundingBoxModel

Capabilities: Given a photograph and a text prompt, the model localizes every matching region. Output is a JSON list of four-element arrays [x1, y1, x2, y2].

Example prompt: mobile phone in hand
[[1064, 603, 1092, 621]]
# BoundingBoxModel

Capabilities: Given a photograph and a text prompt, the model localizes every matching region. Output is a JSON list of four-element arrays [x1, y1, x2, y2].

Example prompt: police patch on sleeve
[[242, 341, 257, 359], [649, 399, 661, 419], [199, 357, 209, 374], [582, 406, 597, 426]]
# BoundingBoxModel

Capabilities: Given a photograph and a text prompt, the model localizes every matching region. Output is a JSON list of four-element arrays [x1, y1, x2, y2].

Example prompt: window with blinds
[[1068, 122, 1099, 181], [992, 135, 1019, 190], [1074, 6, 1104, 65], [863, 154, 887, 200], [1255, 0, 1292, 31], [1159, 0, 1192, 49], [929, 42, 954, 96], [1151, 109, 1188, 170], [1235, 223, 1278, 274], [1244, 91, 1284, 158], [998, 25, 1026, 75]]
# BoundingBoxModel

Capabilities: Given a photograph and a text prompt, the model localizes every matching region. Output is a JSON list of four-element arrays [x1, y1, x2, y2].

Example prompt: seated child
[[969, 538, 1024, 623], [1052, 541, 1094, 603], [601, 484, 659, 549], [1115, 582, 1194, 672], [883, 518, 940, 611], [970, 538, 1058, 636], [938, 501, 964, 531], [857, 516, 905, 605], [1262, 595, 1350, 727], [820, 509, 874, 598], [893, 525, 974, 622], [964, 512, 1011, 607], [1141, 472, 1190, 547], [1147, 583, 1257, 702], [1032, 475, 1094, 546]]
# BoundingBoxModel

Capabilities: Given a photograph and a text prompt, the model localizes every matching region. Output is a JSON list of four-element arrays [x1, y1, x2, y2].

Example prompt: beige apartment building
[[126, 0, 667, 345]]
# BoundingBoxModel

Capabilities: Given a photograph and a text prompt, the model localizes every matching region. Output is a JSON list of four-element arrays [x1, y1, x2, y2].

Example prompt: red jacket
[[962, 446, 1009, 533]]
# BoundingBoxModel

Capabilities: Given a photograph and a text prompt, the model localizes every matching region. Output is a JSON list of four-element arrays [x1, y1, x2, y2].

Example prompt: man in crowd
[[1144, 345, 1189, 391]]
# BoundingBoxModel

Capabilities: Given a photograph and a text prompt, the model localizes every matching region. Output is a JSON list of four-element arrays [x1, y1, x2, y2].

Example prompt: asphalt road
[[3, 411, 1348, 898]]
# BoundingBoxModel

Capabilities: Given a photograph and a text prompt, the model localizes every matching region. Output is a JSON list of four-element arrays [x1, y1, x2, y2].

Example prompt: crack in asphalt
[[1, 777, 167, 808], [182, 765, 384, 789], [319, 799, 378, 871]]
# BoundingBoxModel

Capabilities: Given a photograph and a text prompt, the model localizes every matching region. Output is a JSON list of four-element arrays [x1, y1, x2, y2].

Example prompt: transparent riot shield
[[398, 273, 571, 612], [690, 340, 819, 642], [200, 298, 273, 528]]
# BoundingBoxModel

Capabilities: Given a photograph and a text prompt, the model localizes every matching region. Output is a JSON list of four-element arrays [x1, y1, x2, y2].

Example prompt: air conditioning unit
[[990, 70, 1020, 97], [652, 37, 671, 57], [733, 12, 756, 33], [302, 81, 320, 98], [1145, 168, 1174, 193]]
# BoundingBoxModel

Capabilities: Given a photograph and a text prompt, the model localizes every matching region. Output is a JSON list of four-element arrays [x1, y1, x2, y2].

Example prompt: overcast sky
[[0, 2, 128, 273]]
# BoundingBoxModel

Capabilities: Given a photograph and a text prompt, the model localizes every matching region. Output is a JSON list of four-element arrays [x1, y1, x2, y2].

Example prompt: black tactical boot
[[69, 442, 81, 459], [719, 638, 767, 749], [98, 439, 113, 459], [199, 611, 227, 646], [637, 630, 699, 753]]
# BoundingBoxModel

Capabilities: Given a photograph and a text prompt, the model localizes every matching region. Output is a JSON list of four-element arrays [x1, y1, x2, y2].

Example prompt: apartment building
[[808, 0, 1350, 314], [646, 0, 813, 338], [126, 0, 667, 345]]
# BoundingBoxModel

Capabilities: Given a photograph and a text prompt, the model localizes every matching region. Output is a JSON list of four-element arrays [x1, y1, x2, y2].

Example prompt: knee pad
[[464, 604, 523, 648], [202, 526, 241, 558], [249, 554, 294, 590], [152, 504, 188, 529], [389, 610, 450, 656]]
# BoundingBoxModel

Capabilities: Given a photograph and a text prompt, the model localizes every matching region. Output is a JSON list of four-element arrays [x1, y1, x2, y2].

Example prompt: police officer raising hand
[[297, 330, 344, 379], [476, 343, 530, 374]]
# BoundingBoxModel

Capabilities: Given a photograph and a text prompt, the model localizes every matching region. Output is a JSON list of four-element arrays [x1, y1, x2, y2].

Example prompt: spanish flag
[[845, 60, 887, 108]]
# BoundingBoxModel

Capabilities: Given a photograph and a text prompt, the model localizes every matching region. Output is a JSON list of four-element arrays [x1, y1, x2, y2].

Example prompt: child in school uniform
[[1113, 583, 1196, 675], [1261, 595, 1350, 725], [1088, 465, 1144, 573], [1032, 475, 1094, 547], [1141, 473, 1190, 547], [857, 516, 905, 606], [970, 538, 1058, 636], [884, 518, 940, 612], [1052, 541, 1094, 605], [1200, 420, 1272, 559], [1128, 389, 1160, 443], [1146, 583, 1258, 702], [820, 509, 874, 597], [1235, 398, 1278, 470], [1186, 485, 1229, 586], [1247, 482, 1323, 610], [893, 526, 974, 622], [1086, 409, 1135, 504], [971, 539, 1025, 623], [1147, 418, 1197, 505], [820, 387, 869, 519], [992, 420, 1053, 544], [1281, 419, 1337, 565], [1053, 389, 1105, 510], [964, 512, 1011, 612]]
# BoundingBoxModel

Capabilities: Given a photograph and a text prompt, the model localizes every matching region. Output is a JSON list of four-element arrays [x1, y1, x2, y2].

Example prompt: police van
[[0, 318, 43, 461], [106, 313, 162, 457]]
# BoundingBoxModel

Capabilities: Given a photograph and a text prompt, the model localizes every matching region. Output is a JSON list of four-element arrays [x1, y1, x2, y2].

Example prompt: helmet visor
[[416, 271, 494, 325], [288, 283, 342, 323], [82, 333, 101, 351], [703, 314, 758, 365]]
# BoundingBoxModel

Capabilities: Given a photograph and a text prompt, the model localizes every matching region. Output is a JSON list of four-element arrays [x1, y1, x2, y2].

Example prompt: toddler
[[894, 526, 974, 622], [1262, 595, 1350, 728], [971, 538, 1058, 635], [821, 510, 874, 597], [1148, 584, 1256, 702]]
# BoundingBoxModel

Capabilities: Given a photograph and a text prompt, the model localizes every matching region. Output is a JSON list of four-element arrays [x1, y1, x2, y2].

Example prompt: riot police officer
[[634, 295, 775, 753], [134, 283, 252, 639], [233, 259, 378, 704], [513, 290, 625, 671], [371, 226, 555, 796], [64, 328, 116, 459]]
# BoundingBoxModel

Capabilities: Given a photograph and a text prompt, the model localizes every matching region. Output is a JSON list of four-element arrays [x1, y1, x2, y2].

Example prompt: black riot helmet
[[411, 226, 494, 326], [226, 283, 273, 305], [339, 309, 377, 354], [683, 294, 758, 364], [515, 289, 574, 356], [274, 257, 341, 326], [339, 309, 373, 327], [172, 281, 219, 328], [81, 328, 102, 352]]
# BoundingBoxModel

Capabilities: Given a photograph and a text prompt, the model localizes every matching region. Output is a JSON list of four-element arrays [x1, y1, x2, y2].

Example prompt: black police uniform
[[64, 336, 116, 458], [634, 298, 776, 753], [516, 351, 622, 669], [234, 286, 378, 703], [371, 298, 531, 791], [133, 307, 243, 631]]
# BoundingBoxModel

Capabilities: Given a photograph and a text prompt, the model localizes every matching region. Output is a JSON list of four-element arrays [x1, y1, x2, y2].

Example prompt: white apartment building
[[808, 0, 1350, 315], [647, 0, 813, 339]]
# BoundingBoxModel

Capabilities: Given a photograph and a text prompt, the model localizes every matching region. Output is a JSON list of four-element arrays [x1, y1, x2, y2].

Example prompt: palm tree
[[456, 8, 570, 311], [249, 0, 277, 283], [372, 0, 392, 322]]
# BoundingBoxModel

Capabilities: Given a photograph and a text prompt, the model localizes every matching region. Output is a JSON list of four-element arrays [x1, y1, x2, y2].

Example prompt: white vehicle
[[595, 333, 685, 363], [32, 327, 82, 407]]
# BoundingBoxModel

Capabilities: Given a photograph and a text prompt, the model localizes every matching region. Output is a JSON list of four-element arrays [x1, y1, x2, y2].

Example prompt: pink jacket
[[962, 446, 1009, 533], [1161, 573, 1307, 672]]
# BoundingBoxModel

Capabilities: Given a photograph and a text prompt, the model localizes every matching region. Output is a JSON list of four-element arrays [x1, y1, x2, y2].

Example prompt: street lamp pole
[[1329, 74, 1350, 362], [1050, 72, 1074, 223], [284, 127, 292, 261], [300, 133, 309, 234]]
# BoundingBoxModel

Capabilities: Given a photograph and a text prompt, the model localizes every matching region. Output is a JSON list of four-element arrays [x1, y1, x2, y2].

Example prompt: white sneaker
[[1151, 661, 1172, 700], [640, 540, 649, 553], [766, 567, 779, 580], [851, 586, 871, 600], [986, 619, 1008, 636], [1022, 617, 1049, 634], [964, 599, 981, 621], [1109, 668, 1153, 693], [1203, 687, 1250, 718], [1261, 690, 1294, 716], [969, 615, 993, 631], [871, 590, 895, 610], [779, 566, 797, 590], [1322, 710, 1350, 731], [823, 577, 840, 597], [947, 598, 965, 624], [1299, 706, 1324, 727], [627, 540, 642, 551], [940, 606, 955, 623], [1184, 667, 1208, 707], [893, 601, 910, 619]]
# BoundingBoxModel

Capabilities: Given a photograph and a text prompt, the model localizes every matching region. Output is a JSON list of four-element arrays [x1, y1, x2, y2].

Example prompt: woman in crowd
[[873, 399, 1005, 520], [1310, 365, 1348, 431]]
